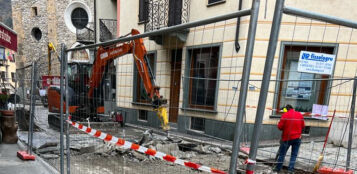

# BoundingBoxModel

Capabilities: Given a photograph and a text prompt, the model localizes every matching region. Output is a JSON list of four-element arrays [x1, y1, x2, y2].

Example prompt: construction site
[[0, 0, 357, 173]]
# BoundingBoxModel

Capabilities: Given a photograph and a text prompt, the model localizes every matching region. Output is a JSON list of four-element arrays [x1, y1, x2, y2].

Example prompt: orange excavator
[[47, 29, 169, 130]]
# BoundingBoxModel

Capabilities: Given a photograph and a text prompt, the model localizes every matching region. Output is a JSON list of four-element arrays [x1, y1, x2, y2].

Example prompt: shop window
[[11, 72, 15, 82], [0, 71, 5, 80], [133, 52, 156, 104], [186, 46, 220, 110], [71, 8, 89, 29], [0, 48, 4, 61], [190, 117, 205, 131], [274, 45, 335, 115], [138, 110, 148, 121], [139, 0, 148, 23]]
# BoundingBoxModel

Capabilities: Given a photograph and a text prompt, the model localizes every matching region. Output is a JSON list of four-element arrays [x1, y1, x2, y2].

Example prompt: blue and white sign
[[298, 51, 336, 75]]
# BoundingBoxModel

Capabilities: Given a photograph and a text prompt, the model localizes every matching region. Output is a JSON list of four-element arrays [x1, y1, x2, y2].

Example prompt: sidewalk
[[0, 143, 56, 174]]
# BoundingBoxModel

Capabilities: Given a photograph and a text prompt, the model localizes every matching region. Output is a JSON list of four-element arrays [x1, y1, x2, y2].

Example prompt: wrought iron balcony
[[76, 22, 95, 44], [99, 19, 117, 42], [145, 0, 191, 32]]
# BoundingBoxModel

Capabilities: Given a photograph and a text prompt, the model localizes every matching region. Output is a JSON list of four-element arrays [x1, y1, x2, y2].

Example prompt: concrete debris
[[156, 143, 179, 155], [167, 136, 183, 143], [138, 129, 153, 145], [37, 146, 59, 154], [40, 154, 59, 159], [208, 146, 222, 153], [70, 144, 96, 154], [178, 143, 197, 152], [18, 131, 59, 150]]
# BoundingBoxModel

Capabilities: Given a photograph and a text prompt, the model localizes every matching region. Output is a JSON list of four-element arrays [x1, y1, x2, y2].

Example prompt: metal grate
[[99, 19, 117, 42], [76, 22, 95, 44], [145, 0, 190, 32]]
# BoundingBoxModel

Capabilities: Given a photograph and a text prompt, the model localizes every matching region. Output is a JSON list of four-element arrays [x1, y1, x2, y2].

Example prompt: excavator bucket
[[156, 107, 170, 130]]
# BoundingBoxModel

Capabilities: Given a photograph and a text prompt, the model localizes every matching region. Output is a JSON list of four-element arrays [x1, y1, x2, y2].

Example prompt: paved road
[[0, 143, 55, 174]]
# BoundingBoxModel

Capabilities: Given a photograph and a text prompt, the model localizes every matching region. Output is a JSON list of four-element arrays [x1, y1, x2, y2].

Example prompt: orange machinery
[[47, 29, 169, 130]]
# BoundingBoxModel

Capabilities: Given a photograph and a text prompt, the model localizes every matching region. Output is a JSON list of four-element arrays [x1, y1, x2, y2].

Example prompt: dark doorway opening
[[169, 49, 182, 123]]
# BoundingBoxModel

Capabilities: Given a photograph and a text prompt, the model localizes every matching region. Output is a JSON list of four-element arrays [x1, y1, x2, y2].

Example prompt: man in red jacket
[[273, 104, 305, 173]]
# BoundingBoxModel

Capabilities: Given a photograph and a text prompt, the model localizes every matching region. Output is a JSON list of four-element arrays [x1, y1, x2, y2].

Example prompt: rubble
[[37, 146, 59, 154], [70, 144, 96, 154], [40, 154, 59, 159]]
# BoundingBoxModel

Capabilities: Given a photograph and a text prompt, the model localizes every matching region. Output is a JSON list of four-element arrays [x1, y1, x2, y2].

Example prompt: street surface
[[16, 106, 356, 173]]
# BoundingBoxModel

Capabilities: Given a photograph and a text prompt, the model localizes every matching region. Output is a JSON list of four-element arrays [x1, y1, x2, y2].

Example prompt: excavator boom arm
[[87, 29, 169, 129]]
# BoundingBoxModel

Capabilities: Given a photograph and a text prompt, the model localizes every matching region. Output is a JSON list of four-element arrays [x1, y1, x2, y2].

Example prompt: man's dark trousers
[[275, 138, 301, 172]]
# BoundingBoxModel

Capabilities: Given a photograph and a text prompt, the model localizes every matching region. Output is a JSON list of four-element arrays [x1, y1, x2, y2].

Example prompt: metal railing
[[76, 23, 95, 44], [145, 0, 191, 32]]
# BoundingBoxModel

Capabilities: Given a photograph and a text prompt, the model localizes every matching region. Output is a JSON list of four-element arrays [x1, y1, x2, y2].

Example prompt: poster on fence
[[311, 104, 329, 120], [298, 51, 336, 75]]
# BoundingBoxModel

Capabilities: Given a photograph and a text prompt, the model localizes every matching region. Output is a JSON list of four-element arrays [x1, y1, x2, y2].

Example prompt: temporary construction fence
[[17, 0, 357, 174]]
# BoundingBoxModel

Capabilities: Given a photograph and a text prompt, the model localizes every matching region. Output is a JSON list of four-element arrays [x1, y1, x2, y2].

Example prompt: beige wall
[[117, 0, 357, 127]]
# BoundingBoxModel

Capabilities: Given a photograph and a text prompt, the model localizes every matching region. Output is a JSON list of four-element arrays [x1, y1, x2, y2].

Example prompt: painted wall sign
[[41, 75, 61, 88], [298, 51, 336, 75], [0, 23, 17, 52]]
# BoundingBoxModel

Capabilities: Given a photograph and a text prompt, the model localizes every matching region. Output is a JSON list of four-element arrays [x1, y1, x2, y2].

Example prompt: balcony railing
[[145, 0, 190, 32], [76, 22, 95, 44], [99, 19, 117, 42]]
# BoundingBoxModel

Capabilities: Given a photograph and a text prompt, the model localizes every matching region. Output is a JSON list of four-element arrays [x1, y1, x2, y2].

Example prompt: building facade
[[12, 0, 95, 83], [0, 22, 17, 93], [110, 0, 357, 141]]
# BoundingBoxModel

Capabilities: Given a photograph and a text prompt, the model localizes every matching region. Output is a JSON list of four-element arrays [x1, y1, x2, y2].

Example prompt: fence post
[[65, 47, 71, 174], [59, 43, 65, 174], [229, 0, 260, 173], [28, 61, 37, 155], [346, 76, 357, 170], [245, 0, 285, 173]]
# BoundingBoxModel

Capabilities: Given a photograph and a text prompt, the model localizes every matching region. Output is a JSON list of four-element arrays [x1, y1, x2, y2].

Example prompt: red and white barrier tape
[[67, 119, 226, 174]]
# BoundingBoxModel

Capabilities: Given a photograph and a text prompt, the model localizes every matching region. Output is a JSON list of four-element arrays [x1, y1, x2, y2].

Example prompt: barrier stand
[[17, 61, 37, 160]]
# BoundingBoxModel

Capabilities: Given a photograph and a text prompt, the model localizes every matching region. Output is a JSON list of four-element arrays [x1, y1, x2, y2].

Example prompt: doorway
[[169, 49, 182, 123]]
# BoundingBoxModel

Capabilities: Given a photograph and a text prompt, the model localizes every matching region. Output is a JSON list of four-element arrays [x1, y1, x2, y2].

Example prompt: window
[[186, 46, 220, 110], [71, 8, 89, 29], [302, 126, 310, 135], [208, 0, 225, 6], [274, 45, 334, 115], [0, 48, 4, 61], [138, 110, 148, 121], [134, 53, 156, 103], [11, 72, 15, 82], [0, 71, 5, 80], [31, 27, 42, 41], [31, 7, 38, 16], [139, 0, 148, 23], [191, 117, 205, 131]]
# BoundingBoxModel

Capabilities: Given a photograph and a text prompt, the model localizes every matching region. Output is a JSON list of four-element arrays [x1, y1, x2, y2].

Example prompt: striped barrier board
[[67, 119, 226, 174]]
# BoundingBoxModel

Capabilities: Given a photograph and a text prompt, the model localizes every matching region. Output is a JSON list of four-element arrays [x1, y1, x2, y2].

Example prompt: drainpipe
[[94, 0, 97, 43], [234, 0, 243, 52]]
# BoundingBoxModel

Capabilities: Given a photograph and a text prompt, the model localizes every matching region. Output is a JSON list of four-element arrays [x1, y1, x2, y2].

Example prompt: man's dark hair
[[286, 104, 293, 110]]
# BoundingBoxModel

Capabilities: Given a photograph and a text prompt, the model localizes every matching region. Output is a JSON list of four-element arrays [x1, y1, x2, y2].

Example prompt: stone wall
[[12, 0, 94, 86]]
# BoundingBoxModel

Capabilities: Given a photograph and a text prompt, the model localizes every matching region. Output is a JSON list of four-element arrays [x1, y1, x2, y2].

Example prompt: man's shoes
[[287, 170, 294, 174], [272, 167, 280, 173]]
